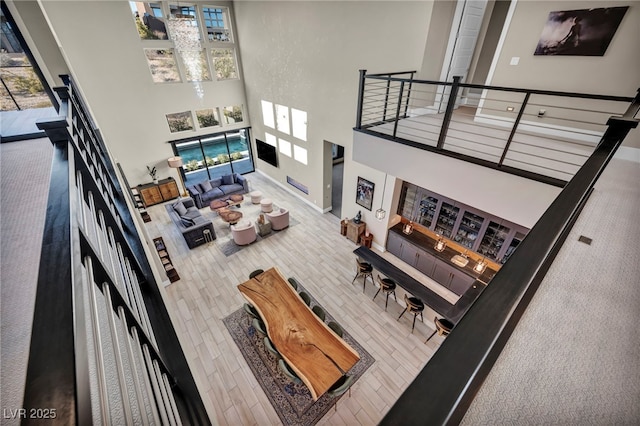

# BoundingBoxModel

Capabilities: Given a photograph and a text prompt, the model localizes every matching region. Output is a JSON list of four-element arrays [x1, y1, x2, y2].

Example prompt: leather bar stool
[[373, 275, 397, 311], [397, 294, 424, 333], [425, 316, 454, 342], [351, 259, 373, 293]]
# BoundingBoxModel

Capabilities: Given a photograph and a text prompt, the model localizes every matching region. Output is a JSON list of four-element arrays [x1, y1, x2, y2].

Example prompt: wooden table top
[[238, 267, 360, 400]]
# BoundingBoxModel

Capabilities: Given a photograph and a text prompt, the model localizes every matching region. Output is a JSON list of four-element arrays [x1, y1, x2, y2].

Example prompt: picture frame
[[356, 177, 375, 211], [534, 7, 628, 56]]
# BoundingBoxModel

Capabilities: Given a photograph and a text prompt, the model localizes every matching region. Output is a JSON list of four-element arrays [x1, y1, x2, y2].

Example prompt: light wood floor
[[143, 172, 441, 425]]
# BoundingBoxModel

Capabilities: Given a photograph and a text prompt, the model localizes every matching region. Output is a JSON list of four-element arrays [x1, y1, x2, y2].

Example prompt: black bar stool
[[397, 294, 424, 333], [373, 275, 397, 311], [352, 259, 373, 293], [425, 316, 454, 342]]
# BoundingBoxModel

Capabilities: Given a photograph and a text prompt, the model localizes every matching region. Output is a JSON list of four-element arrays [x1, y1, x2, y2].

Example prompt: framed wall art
[[356, 176, 375, 211], [534, 6, 628, 56]]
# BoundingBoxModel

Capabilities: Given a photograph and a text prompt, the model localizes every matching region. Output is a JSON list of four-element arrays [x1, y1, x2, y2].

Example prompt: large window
[[172, 128, 254, 186], [0, 8, 53, 111], [202, 6, 231, 42]]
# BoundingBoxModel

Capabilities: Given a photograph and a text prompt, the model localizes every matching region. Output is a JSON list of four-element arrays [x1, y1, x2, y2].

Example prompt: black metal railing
[[379, 87, 640, 424], [23, 76, 209, 424], [355, 70, 635, 186]]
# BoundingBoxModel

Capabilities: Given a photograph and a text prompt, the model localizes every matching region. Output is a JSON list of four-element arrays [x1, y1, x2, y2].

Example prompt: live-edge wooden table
[[238, 267, 360, 400]]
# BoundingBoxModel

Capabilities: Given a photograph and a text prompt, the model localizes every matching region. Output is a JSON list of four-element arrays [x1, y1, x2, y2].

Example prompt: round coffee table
[[210, 199, 228, 212], [229, 194, 244, 203], [220, 210, 243, 225]]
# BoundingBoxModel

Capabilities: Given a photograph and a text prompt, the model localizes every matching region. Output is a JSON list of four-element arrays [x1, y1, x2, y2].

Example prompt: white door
[[438, 0, 488, 112]]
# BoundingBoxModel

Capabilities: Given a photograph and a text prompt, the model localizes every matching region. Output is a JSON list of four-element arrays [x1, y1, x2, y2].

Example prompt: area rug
[[222, 283, 375, 426], [213, 203, 300, 257]]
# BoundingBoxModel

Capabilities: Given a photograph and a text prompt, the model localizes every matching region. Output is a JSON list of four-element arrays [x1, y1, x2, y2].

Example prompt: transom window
[[203, 6, 230, 41]]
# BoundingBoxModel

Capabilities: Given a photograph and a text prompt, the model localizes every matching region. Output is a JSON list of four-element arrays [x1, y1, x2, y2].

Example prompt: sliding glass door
[[172, 127, 254, 187]]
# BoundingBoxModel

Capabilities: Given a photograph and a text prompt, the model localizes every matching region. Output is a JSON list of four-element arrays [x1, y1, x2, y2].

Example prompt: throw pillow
[[173, 201, 188, 216], [221, 174, 234, 185], [180, 216, 195, 227], [200, 180, 213, 192], [187, 185, 200, 195]]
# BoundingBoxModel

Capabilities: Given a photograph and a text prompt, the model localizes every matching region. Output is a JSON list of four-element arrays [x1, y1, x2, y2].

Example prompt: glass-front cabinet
[[501, 231, 526, 264], [455, 210, 485, 249], [418, 194, 439, 228], [435, 202, 459, 238], [478, 221, 511, 261], [396, 181, 529, 263]]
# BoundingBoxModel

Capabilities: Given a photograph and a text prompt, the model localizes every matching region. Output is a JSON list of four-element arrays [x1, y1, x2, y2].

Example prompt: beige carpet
[[0, 138, 53, 418], [461, 158, 640, 424]]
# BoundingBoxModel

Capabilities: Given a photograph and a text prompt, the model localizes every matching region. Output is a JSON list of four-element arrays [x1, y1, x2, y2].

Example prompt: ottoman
[[260, 198, 273, 213], [250, 191, 263, 204]]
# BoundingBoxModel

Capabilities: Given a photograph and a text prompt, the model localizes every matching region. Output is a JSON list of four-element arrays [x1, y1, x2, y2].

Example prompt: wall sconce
[[434, 236, 446, 252], [474, 258, 487, 273], [167, 156, 188, 196]]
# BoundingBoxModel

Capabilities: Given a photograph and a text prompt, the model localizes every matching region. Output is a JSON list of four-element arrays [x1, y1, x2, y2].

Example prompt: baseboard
[[474, 112, 602, 144], [255, 169, 325, 214], [372, 241, 386, 252]]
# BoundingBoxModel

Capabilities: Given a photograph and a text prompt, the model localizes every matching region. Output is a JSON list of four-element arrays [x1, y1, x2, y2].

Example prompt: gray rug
[[222, 283, 375, 426], [216, 213, 299, 257]]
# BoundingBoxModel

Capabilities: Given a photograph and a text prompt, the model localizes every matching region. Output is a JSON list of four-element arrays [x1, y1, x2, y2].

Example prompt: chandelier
[[167, 10, 205, 98]]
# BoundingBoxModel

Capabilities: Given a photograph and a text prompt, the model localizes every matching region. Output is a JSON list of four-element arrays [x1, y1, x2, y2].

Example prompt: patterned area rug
[[222, 283, 375, 426]]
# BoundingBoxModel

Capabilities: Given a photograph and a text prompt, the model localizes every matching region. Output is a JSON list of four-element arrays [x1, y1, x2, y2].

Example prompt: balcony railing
[[355, 70, 635, 186], [24, 76, 209, 424], [377, 79, 639, 423]]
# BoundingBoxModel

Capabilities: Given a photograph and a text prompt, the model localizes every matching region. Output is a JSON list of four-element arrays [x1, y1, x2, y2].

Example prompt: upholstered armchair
[[231, 219, 257, 245], [265, 208, 290, 231]]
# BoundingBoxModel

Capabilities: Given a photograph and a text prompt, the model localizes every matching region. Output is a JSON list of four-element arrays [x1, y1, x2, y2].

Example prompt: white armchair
[[266, 208, 290, 231], [231, 219, 257, 245]]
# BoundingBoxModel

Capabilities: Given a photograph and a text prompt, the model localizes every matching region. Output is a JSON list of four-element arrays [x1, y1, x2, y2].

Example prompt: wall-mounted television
[[256, 138, 278, 168]]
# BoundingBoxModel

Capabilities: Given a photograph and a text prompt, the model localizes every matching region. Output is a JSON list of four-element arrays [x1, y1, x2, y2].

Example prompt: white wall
[[488, 0, 640, 149], [34, 0, 249, 185], [353, 131, 562, 229], [233, 1, 433, 219]]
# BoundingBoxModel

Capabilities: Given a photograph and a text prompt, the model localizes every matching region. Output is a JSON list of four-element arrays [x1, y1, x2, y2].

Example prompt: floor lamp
[[167, 156, 188, 197]]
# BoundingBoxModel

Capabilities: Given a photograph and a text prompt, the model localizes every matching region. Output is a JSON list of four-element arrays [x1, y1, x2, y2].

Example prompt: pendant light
[[434, 235, 446, 252], [375, 174, 388, 221], [474, 257, 487, 273]]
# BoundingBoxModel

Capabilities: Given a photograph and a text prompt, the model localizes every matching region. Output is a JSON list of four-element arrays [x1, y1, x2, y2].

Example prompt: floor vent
[[578, 235, 593, 245]]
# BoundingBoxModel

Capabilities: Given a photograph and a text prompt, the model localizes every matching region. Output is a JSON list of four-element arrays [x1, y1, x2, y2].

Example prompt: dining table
[[238, 267, 360, 400]]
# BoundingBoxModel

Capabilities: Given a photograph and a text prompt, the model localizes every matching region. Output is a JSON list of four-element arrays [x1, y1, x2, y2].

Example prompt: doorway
[[327, 141, 344, 218]]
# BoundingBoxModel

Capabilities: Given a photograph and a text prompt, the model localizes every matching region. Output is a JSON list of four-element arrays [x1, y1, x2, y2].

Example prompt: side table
[[256, 220, 272, 237], [346, 220, 366, 244], [359, 232, 373, 248]]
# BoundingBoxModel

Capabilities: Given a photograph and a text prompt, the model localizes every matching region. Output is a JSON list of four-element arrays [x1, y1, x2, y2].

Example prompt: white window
[[291, 108, 307, 141], [278, 138, 292, 157], [293, 145, 307, 165], [262, 100, 275, 128], [265, 132, 277, 146], [276, 104, 290, 135]]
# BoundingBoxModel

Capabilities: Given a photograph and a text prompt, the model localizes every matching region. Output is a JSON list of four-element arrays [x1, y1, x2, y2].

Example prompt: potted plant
[[147, 165, 158, 184]]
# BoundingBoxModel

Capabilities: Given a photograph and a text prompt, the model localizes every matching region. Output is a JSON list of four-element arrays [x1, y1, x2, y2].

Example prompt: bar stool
[[351, 259, 373, 293], [425, 317, 454, 342], [397, 294, 424, 333], [373, 275, 397, 311]]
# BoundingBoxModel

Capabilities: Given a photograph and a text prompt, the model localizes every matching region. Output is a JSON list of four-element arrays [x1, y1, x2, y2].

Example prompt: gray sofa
[[186, 173, 249, 209], [165, 197, 216, 249]]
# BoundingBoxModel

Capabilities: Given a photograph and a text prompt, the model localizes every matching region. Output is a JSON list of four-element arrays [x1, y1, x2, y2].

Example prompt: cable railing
[[24, 76, 209, 424], [355, 70, 635, 186], [380, 77, 640, 425]]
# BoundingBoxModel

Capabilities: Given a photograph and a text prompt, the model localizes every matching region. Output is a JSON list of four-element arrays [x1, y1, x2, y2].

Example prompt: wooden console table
[[137, 178, 179, 207]]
